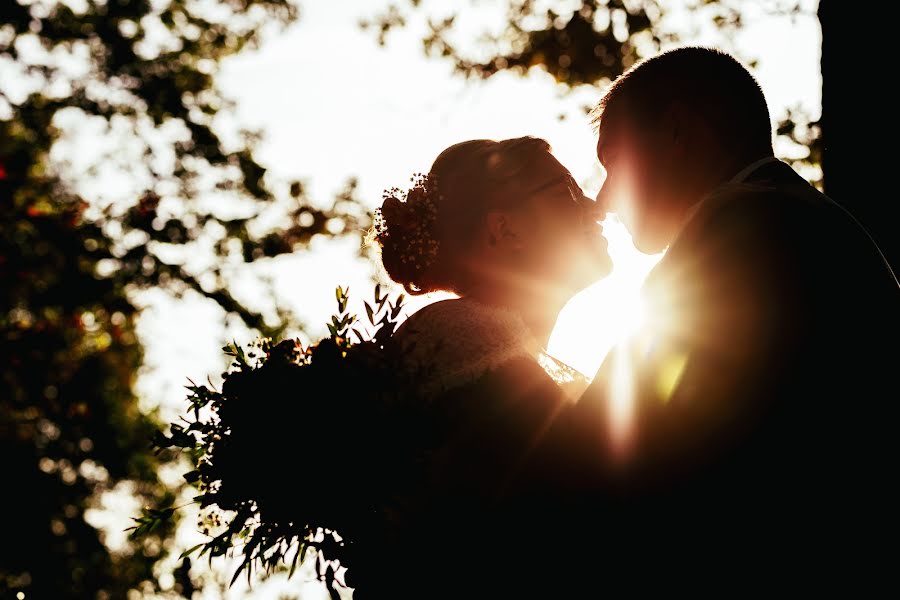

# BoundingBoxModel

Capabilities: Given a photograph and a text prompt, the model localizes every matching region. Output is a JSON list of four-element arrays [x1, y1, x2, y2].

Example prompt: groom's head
[[593, 47, 774, 253]]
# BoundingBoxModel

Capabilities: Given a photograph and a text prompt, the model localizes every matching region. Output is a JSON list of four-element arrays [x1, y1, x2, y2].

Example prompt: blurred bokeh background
[[2, 1, 889, 598]]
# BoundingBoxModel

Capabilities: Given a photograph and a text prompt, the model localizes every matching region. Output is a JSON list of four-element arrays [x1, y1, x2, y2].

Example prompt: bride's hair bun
[[372, 174, 441, 295], [371, 136, 552, 295]]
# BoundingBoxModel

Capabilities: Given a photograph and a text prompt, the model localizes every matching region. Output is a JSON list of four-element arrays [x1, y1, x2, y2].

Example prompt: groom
[[493, 47, 897, 591], [561, 47, 898, 581]]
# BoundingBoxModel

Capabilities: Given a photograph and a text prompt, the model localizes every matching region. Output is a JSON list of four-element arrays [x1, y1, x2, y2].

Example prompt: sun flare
[[547, 215, 662, 377]]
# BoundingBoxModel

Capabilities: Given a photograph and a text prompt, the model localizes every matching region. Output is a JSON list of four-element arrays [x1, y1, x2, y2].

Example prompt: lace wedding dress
[[392, 297, 590, 402]]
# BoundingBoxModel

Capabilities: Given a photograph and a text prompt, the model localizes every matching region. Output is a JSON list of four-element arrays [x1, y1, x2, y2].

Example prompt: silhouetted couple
[[361, 47, 898, 597]]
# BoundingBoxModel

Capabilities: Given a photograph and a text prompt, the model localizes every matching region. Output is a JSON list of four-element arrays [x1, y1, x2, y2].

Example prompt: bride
[[147, 136, 616, 598], [356, 136, 613, 597], [375, 136, 611, 399]]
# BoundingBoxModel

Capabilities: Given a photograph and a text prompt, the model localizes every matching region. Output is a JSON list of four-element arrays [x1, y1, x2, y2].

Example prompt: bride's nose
[[584, 190, 607, 223]]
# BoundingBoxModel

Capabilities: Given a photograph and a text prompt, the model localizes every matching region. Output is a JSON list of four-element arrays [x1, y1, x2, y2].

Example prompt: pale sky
[[77, 1, 821, 596]]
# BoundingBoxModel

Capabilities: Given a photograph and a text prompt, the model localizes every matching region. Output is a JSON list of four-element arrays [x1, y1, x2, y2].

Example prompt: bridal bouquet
[[133, 286, 433, 594]]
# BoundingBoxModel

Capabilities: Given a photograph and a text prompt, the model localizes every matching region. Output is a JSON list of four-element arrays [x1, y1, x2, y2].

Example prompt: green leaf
[[289, 542, 306, 578], [126, 506, 177, 540], [231, 553, 253, 587], [337, 285, 349, 313], [391, 300, 404, 319], [364, 301, 374, 323], [180, 544, 205, 560], [335, 285, 349, 313]]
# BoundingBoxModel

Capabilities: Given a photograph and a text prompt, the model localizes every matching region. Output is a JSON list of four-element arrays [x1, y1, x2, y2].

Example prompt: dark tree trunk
[[818, 1, 897, 274]]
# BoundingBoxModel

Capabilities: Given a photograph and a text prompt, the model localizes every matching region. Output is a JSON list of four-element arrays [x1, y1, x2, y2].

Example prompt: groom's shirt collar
[[728, 155, 782, 185], [673, 156, 783, 246]]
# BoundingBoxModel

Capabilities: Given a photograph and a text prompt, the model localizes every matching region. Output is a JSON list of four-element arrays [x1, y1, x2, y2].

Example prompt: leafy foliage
[[1, 120, 177, 598], [362, 0, 666, 86], [1, 0, 368, 597], [140, 286, 432, 596], [362, 0, 821, 185]]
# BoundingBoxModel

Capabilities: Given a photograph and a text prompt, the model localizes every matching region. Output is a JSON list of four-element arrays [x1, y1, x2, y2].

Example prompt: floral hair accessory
[[374, 173, 441, 273]]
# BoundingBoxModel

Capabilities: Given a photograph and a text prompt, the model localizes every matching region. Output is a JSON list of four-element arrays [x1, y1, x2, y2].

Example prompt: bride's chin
[[583, 239, 614, 278], [588, 253, 614, 281]]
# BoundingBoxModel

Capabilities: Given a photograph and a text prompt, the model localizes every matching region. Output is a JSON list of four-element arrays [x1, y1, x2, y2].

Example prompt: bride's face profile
[[477, 151, 613, 299], [374, 137, 612, 303]]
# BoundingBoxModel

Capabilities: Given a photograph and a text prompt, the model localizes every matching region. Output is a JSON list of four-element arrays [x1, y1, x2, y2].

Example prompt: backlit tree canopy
[[362, 0, 822, 185], [1, 1, 367, 597]]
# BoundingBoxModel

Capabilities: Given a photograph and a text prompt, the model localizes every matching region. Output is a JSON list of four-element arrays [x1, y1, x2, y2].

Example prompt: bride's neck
[[517, 301, 560, 349], [464, 284, 563, 348]]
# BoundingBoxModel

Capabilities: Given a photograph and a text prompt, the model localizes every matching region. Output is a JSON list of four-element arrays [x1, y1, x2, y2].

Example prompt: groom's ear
[[662, 101, 691, 154]]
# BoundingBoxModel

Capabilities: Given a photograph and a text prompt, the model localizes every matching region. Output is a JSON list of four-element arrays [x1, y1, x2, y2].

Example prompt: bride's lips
[[584, 222, 608, 247]]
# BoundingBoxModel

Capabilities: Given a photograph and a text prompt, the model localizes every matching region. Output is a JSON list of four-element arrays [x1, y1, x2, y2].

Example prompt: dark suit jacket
[[541, 159, 899, 587]]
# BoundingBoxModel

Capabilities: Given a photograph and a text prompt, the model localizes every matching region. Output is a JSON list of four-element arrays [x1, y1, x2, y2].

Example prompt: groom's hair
[[592, 47, 773, 155]]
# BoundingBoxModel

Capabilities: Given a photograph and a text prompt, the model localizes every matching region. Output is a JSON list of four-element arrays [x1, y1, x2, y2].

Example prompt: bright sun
[[547, 215, 662, 377]]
